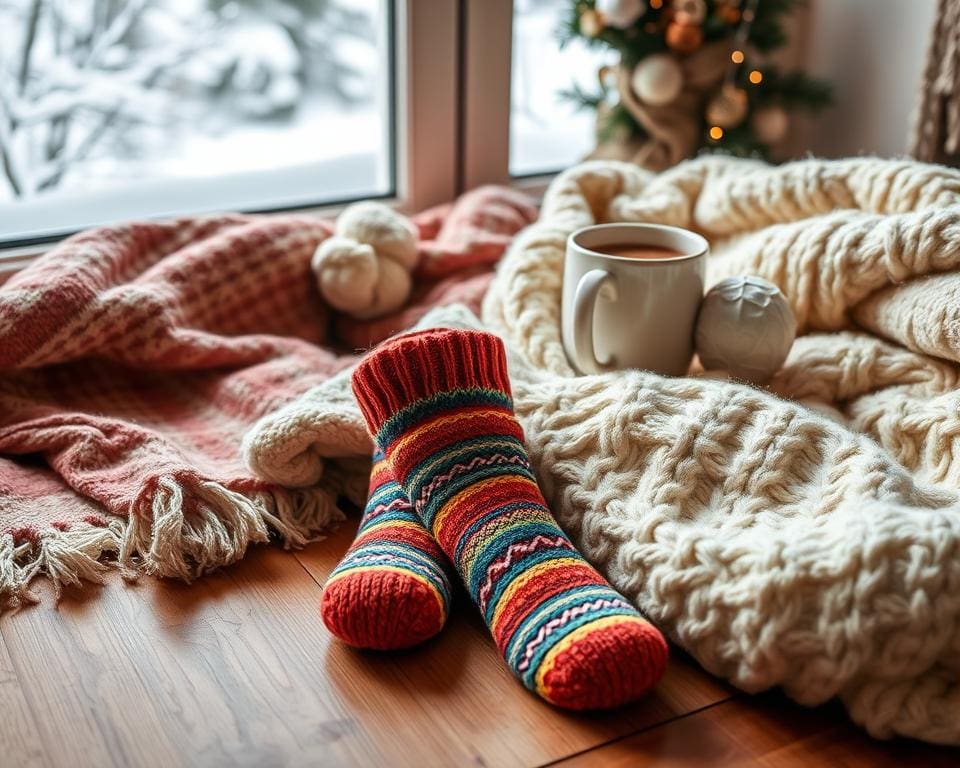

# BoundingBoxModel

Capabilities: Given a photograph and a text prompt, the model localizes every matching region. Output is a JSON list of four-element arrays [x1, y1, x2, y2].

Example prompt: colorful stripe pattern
[[320, 451, 453, 650], [352, 328, 668, 710]]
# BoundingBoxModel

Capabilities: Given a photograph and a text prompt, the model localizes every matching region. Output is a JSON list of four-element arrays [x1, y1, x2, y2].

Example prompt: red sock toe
[[321, 568, 447, 650], [538, 617, 669, 710]]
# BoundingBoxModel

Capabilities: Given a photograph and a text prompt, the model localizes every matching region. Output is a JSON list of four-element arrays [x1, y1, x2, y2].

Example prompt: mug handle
[[573, 268, 618, 374]]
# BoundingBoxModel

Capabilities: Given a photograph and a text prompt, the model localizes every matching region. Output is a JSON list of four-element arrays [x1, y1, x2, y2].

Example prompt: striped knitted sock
[[320, 451, 453, 650], [351, 329, 668, 710]]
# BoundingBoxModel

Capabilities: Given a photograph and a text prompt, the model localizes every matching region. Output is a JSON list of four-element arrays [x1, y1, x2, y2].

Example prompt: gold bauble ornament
[[706, 84, 748, 128], [665, 21, 703, 54], [715, 0, 740, 24], [752, 106, 789, 144], [631, 53, 684, 106], [579, 8, 604, 37]]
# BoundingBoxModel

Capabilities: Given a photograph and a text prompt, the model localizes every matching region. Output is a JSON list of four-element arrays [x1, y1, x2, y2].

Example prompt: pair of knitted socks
[[321, 329, 668, 711]]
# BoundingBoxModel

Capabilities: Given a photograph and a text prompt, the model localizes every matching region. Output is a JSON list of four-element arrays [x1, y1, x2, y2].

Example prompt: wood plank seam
[[534, 694, 741, 768]]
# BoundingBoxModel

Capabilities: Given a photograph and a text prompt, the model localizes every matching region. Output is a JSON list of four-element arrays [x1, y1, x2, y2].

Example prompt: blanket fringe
[[120, 475, 347, 582], [1, 521, 124, 610], [2, 472, 352, 610]]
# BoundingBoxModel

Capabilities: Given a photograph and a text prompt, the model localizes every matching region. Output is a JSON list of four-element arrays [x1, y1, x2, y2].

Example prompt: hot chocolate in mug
[[561, 223, 709, 375]]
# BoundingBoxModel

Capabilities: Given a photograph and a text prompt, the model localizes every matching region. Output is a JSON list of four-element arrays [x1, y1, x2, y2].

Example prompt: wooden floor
[[2, 520, 957, 768]]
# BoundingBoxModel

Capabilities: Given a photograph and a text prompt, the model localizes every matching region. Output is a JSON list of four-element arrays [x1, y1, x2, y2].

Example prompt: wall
[[793, 0, 937, 158]]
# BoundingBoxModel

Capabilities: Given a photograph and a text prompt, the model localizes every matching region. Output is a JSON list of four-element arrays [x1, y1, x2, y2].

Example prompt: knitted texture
[[321, 451, 452, 649], [0, 185, 537, 609], [245, 154, 960, 746], [479, 156, 960, 745], [351, 329, 668, 711]]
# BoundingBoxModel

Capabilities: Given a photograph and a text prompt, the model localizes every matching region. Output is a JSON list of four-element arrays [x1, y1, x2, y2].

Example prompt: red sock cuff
[[351, 329, 512, 432]]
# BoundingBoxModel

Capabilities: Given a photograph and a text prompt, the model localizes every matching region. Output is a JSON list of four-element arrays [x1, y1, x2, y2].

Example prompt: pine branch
[[748, 0, 804, 53], [703, 123, 771, 161], [558, 83, 603, 111], [598, 103, 646, 144], [754, 68, 833, 112]]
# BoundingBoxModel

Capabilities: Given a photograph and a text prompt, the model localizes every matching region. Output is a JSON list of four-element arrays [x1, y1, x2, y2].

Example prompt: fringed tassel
[[120, 474, 349, 582], [0, 534, 39, 610], [0, 521, 126, 610], [2, 464, 363, 611]]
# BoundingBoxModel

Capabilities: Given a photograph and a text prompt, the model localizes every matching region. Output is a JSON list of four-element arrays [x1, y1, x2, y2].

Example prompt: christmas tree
[[560, 0, 831, 170]]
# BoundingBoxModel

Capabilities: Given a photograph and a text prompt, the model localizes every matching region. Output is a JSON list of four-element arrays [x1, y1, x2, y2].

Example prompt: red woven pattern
[[0, 187, 537, 604]]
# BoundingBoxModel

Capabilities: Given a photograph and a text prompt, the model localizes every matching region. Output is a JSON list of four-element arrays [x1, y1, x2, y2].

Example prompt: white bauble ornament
[[579, 8, 604, 37], [596, 0, 646, 29], [695, 275, 796, 384], [631, 54, 684, 106], [752, 106, 789, 144], [706, 84, 748, 128], [672, 0, 706, 25]]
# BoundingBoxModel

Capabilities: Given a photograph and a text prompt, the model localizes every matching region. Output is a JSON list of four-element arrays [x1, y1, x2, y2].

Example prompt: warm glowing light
[[709, 126, 724, 140], [650, 0, 663, 8], [749, 70, 763, 84], [731, 50, 745, 64]]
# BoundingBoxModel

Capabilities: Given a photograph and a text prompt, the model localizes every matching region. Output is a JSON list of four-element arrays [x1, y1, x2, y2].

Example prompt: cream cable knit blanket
[[244, 157, 960, 746]]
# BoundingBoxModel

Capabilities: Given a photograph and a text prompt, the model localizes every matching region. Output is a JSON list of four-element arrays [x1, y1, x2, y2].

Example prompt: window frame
[[0, 0, 551, 282]]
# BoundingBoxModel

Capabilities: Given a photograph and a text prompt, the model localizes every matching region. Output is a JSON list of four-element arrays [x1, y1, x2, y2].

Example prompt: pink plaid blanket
[[0, 187, 537, 609]]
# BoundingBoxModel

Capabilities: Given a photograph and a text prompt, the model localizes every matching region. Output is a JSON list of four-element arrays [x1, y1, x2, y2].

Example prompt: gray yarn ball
[[695, 275, 796, 384]]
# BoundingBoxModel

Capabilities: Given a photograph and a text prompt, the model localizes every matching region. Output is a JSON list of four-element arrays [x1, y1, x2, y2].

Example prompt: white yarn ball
[[695, 275, 796, 384], [335, 201, 418, 270], [312, 237, 379, 315], [631, 54, 684, 106], [752, 106, 789, 144], [312, 201, 420, 320], [596, 0, 646, 29]]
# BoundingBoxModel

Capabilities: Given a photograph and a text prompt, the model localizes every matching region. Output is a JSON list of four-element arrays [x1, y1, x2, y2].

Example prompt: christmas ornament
[[753, 106, 789, 143], [561, 0, 831, 169], [579, 8, 604, 37], [706, 84, 748, 128], [631, 54, 684, 106], [672, 0, 706, 25], [596, 0, 646, 29], [665, 21, 703, 54], [695, 275, 796, 384], [716, 2, 741, 24]]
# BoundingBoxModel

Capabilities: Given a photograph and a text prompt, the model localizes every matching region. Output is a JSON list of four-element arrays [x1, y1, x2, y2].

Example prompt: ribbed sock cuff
[[351, 329, 512, 435]]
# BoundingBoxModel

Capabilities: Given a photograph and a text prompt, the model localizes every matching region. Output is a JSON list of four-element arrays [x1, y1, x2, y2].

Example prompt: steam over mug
[[562, 223, 709, 375]]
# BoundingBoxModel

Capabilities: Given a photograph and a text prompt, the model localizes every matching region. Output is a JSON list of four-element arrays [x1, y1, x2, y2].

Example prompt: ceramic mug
[[561, 223, 709, 375]]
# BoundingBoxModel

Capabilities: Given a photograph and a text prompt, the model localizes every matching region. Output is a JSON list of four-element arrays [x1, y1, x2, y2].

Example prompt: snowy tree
[[0, 0, 375, 199]]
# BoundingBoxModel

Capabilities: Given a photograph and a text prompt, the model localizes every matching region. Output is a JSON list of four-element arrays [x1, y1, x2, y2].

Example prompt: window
[[0, 0, 395, 244], [510, 0, 614, 177], [0, 1, 585, 255]]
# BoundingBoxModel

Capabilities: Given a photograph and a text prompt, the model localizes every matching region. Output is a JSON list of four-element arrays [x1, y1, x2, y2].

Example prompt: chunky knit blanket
[[0, 187, 538, 607], [245, 157, 960, 746]]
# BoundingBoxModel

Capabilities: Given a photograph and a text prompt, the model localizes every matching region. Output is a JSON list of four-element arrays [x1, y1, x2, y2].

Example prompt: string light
[[749, 69, 763, 84], [709, 126, 724, 140], [650, 0, 663, 8], [731, 50, 745, 64]]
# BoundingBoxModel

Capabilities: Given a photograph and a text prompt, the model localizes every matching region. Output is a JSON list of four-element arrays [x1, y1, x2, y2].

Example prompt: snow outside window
[[0, 0, 394, 244], [510, 0, 613, 177]]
